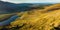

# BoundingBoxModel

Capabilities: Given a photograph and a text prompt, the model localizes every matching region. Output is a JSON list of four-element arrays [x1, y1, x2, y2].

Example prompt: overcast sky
[[1, 0, 60, 3]]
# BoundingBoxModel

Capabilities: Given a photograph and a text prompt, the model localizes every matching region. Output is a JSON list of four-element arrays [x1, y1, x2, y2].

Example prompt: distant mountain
[[0, 1, 18, 13], [0, 1, 53, 14], [17, 3, 53, 11]]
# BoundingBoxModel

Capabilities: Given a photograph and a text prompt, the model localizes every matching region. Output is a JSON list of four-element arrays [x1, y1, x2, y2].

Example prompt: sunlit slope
[[9, 4, 60, 30]]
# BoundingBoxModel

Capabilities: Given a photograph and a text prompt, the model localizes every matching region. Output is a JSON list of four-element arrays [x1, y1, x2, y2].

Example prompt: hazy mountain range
[[0, 1, 54, 14]]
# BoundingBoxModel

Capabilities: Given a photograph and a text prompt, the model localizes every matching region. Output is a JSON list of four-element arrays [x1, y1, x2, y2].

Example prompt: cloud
[[1, 0, 60, 3]]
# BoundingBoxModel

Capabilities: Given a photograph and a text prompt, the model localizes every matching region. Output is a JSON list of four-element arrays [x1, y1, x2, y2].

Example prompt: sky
[[1, 0, 60, 3]]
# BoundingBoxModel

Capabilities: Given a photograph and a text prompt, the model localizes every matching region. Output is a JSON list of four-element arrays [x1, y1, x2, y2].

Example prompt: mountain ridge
[[0, 1, 53, 14]]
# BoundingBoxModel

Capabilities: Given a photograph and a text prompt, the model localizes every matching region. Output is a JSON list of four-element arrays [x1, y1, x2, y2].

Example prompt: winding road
[[0, 15, 19, 26]]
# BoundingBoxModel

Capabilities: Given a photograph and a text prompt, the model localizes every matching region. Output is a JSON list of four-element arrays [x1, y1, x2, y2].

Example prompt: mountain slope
[[6, 4, 60, 30], [0, 1, 53, 14]]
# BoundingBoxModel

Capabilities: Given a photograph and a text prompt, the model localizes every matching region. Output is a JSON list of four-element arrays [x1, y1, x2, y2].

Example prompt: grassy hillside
[[0, 4, 60, 30], [0, 13, 17, 22]]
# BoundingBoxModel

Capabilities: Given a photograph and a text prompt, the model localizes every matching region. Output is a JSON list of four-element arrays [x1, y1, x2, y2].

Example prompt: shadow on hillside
[[0, 1, 53, 14]]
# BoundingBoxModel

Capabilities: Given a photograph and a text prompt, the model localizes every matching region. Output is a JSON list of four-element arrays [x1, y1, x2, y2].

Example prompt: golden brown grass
[[0, 14, 14, 21], [3, 4, 60, 30]]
